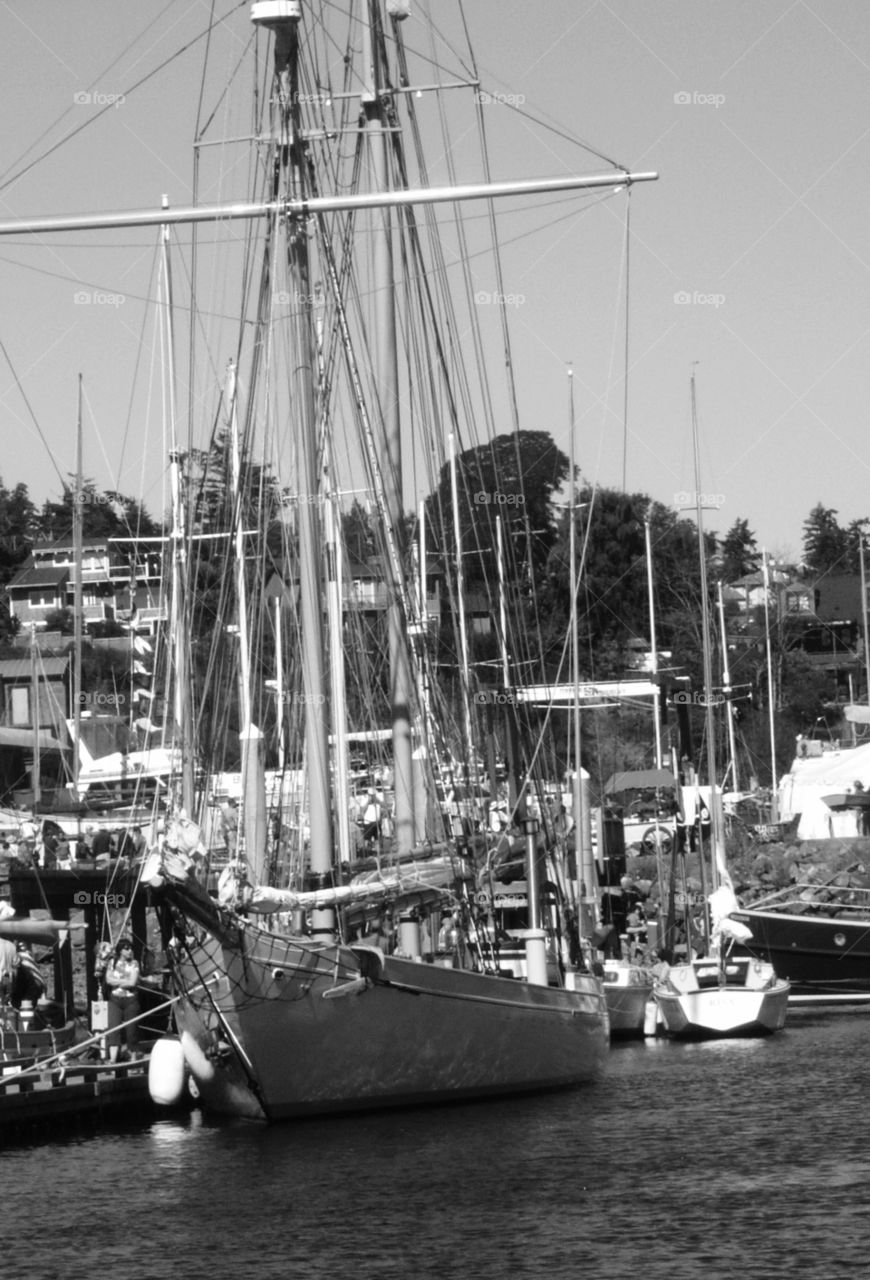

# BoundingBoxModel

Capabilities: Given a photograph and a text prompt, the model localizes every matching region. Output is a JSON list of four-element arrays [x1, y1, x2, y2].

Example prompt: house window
[[9, 686, 30, 726]]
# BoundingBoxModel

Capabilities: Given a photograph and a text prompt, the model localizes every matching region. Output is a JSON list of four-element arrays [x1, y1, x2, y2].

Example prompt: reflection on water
[[4, 1009, 870, 1280]]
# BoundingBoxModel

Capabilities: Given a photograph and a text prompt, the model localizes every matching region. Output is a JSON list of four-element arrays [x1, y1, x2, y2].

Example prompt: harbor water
[[4, 1007, 869, 1280]]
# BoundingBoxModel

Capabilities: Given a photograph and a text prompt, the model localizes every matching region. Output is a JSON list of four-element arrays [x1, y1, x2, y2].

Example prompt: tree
[[0, 478, 36, 641], [540, 487, 713, 680], [802, 504, 848, 575], [43, 607, 75, 635], [843, 518, 870, 576], [720, 518, 758, 582], [0, 478, 38, 579], [38, 481, 161, 542], [424, 430, 571, 589], [342, 499, 377, 565]]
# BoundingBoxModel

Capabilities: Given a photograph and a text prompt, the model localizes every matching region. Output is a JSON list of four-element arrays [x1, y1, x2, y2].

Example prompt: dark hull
[[163, 886, 608, 1120], [731, 908, 870, 992]]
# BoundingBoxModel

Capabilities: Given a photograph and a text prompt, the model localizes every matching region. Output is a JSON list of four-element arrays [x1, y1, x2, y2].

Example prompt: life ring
[[641, 824, 673, 856]]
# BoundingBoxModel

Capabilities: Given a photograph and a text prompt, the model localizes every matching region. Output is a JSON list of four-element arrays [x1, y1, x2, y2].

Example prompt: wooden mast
[[71, 374, 84, 802]]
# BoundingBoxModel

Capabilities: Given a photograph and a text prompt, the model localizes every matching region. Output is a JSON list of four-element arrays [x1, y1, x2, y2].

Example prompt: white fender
[[180, 1028, 216, 1083], [148, 1036, 187, 1106]]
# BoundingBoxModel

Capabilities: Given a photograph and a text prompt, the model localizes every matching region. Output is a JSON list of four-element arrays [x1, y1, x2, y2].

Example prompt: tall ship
[[1, 0, 659, 1118]]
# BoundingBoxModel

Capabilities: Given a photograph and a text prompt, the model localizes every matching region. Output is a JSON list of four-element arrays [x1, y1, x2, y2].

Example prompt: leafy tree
[[720, 518, 758, 582], [0, 479, 38, 580], [43, 607, 75, 635], [38, 481, 161, 541], [179, 429, 291, 772], [424, 430, 571, 590], [802, 504, 848, 575], [0, 478, 36, 641], [540, 487, 714, 680], [342, 499, 378, 565], [843, 518, 870, 576]]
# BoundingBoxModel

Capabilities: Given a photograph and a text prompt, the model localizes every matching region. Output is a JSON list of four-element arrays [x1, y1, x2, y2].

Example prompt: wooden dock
[[0, 1054, 160, 1137]]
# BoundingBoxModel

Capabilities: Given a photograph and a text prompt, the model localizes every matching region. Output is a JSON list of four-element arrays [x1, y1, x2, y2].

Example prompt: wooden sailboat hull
[[655, 983, 789, 1038], [600, 961, 655, 1038], [654, 953, 790, 1039], [163, 887, 608, 1119]]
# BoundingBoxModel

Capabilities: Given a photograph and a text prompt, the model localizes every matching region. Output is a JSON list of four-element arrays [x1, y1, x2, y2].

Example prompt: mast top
[[251, 1, 301, 27]]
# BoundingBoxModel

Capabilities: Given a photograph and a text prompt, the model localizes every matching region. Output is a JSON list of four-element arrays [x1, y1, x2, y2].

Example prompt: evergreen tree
[[38, 481, 161, 541], [802, 504, 848, 575], [720, 517, 758, 582]]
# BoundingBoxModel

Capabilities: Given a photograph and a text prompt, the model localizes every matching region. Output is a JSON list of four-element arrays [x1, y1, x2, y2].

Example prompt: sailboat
[[653, 376, 790, 1039], [0, 1, 663, 1118]]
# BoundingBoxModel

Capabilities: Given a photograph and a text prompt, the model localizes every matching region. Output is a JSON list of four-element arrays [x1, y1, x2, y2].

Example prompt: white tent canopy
[[778, 741, 870, 839]]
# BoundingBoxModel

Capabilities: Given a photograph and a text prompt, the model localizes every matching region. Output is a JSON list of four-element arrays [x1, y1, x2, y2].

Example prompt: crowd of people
[[0, 817, 148, 873]]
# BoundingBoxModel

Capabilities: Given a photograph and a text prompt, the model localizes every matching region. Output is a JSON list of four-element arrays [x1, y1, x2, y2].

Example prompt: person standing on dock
[[10, 942, 46, 1009], [105, 938, 140, 1062], [220, 799, 239, 858]]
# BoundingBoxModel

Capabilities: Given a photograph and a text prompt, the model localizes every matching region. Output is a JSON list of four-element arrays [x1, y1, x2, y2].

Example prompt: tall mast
[[762, 550, 779, 822], [644, 517, 663, 771], [717, 579, 738, 792], [228, 362, 252, 736], [449, 431, 474, 767], [161, 199, 195, 817], [860, 532, 870, 708], [254, 2, 335, 934], [72, 375, 83, 800], [362, 0, 416, 855], [568, 370, 592, 927], [228, 361, 267, 882], [691, 374, 722, 894], [30, 624, 41, 813]]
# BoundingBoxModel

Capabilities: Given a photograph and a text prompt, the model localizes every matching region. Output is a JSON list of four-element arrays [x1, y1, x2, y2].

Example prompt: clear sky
[[1, 0, 869, 562]]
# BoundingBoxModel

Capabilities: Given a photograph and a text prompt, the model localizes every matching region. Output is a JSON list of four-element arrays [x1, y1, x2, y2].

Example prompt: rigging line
[[195, 25, 256, 144], [622, 193, 632, 492], [454, 0, 623, 170], [426, 0, 480, 84], [0, 0, 184, 185], [0, 7, 246, 195], [0, 337, 67, 491], [473, 92, 552, 679]]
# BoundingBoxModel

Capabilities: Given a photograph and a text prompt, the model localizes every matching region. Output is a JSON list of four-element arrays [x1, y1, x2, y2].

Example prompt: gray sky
[[1, 0, 868, 562]]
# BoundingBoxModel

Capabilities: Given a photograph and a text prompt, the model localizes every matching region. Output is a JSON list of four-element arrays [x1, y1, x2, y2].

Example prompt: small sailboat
[[654, 376, 789, 1040]]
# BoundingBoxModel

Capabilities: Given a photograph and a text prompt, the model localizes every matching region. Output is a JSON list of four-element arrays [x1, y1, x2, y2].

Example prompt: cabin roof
[[604, 768, 676, 793], [6, 563, 69, 589], [0, 656, 70, 679]]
